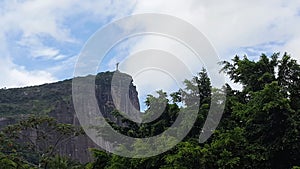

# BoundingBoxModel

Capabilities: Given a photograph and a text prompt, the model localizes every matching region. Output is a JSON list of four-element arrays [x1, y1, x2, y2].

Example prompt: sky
[[1, 0, 300, 107]]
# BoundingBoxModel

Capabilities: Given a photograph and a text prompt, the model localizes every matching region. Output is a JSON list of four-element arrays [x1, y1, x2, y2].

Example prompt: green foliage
[[220, 53, 278, 92], [46, 155, 83, 169], [0, 79, 72, 117], [87, 53, 300, 168], [219, 53, 300, 168], [1, 53, 300, 168], [0, 115, 84, 169]]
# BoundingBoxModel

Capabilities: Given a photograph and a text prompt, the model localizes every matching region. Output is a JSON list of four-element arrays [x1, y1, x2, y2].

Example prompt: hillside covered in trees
[[0, 53, 300, 169]]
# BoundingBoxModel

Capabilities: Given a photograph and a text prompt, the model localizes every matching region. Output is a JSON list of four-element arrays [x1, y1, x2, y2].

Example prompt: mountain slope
[[0, 71, 140, 163]]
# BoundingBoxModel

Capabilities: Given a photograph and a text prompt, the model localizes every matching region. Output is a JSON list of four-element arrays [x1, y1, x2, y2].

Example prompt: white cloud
[[31, 47, 59, 59], [17, 36, 66, 60], [131, 0, 300, 57], [46, 55, 78, 76], [281, 36, 300, 61], [0, 0, 75, 42], [0, 56, 56, 88]]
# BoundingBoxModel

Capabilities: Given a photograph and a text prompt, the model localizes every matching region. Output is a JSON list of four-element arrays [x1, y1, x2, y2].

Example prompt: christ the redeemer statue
[[116, 62, 119, 71]]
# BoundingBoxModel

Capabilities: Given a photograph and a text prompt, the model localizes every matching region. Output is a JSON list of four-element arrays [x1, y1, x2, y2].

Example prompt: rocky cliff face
[[0, 71, 140, 163]]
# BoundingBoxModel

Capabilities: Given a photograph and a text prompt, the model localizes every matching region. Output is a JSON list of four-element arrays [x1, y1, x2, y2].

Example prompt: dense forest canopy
[[1, 53, 300, 169]]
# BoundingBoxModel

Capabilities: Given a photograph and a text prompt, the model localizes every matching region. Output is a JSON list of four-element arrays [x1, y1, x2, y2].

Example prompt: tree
[[89, 53, 300, 168], [220, 53, 278, 92], [278, 53, 300, 110], [221, 53, 300, 168], [0, 115, 84, 169]]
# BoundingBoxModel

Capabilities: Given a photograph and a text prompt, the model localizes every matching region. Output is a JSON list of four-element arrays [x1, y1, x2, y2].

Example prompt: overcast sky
[[1, 0, 300, 106]]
